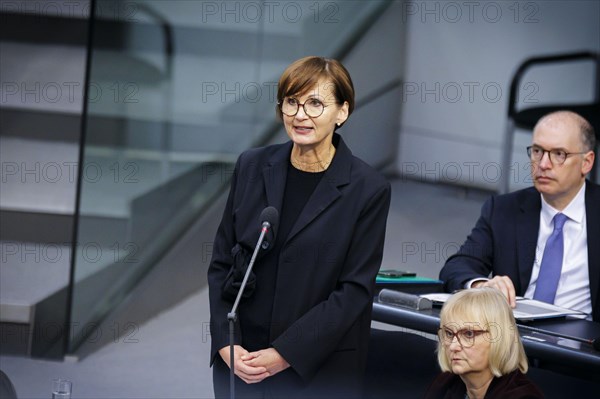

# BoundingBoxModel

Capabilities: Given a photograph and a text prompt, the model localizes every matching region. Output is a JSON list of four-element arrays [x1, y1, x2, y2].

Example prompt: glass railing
[[68, 0, 391, 352]]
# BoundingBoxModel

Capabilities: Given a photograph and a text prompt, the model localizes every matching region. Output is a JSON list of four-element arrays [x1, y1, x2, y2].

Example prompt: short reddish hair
[[276, 56, 355, 126]]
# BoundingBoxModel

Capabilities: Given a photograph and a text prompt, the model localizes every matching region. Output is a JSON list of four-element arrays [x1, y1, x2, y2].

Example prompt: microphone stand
[[227, 222, 270, 399]]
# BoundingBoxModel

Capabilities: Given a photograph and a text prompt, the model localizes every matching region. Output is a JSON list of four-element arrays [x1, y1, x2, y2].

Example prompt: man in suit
[[440, 110, 598, 321]]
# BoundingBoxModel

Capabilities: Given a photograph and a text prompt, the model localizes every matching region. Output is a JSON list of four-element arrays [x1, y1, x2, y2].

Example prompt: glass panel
[[69, 0, 389, 352]]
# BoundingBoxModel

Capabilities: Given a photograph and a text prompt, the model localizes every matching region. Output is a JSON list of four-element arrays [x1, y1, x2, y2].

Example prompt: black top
[[277, 163, 326, 244], [239, 162, 325, 351]]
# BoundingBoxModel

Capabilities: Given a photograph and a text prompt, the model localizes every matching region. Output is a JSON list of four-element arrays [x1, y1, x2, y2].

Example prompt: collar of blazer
[[262, 133, 353, 198], [262, 133, 353, 244], [515, 187, 542, 294]]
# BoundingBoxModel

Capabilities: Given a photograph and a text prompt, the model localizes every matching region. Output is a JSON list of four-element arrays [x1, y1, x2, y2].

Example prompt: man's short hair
[[536, 110, 596, 152], [579, 115, 596, 152]]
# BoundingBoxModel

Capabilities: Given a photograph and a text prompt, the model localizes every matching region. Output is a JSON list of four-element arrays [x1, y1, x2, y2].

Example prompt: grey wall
[[342, 0, 407, 170], [396, 0, 600, 191]]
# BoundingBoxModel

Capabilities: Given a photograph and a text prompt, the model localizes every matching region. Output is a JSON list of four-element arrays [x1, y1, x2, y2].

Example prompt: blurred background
[[0, 0, 598, 397]]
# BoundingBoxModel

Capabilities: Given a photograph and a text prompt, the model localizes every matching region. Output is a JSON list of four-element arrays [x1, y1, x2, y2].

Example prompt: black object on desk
[[519, 317, 600, 345], [375, 275, 443, 295], [378, 289, 433, 310], [377, 269, 417, 277]]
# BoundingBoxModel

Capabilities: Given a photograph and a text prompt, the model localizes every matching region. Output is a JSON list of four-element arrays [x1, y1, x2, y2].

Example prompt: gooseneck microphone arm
[[227, 206, 278, 399], [228, 222, 269, 321]]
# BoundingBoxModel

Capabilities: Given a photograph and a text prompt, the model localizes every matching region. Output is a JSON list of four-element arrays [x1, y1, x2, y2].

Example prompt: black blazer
[[440, 182, 600, 321], [208, 134, 391, 394]]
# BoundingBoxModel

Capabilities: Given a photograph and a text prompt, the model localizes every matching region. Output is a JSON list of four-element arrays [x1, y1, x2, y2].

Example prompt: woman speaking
[[208, 56, 391, 398]]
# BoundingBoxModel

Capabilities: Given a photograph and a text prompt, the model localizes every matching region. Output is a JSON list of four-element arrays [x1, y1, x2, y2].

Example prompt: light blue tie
[[534, 213, 569, 304]]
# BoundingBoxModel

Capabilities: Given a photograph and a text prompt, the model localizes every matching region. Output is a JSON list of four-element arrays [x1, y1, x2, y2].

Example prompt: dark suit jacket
[[423, 370, 544, 399], [440, 182, 600, 322], [208, 134, 391, 396]]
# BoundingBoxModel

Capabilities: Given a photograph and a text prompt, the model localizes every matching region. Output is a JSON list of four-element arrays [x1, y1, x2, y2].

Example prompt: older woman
[[424, 288, 544, 399], [208, 56, 391, 398]]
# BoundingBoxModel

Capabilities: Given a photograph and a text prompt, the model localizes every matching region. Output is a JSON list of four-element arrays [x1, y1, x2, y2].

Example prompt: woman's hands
[[218, 346, 290, 384], [241, 348, 290, 377], [219, 345, 269, 384]]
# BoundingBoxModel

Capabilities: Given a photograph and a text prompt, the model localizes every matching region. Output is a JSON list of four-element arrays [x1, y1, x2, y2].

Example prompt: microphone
[[227, 206, 279, 399]]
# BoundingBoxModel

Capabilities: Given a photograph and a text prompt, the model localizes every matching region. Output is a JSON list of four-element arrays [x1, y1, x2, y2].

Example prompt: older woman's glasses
[[526, 145, 587, 165], [438, 328, 489, 348], [279, 97, 329, 118]]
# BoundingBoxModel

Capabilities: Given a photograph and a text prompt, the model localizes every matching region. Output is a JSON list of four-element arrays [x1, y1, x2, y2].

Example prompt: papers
[[513, 298, 586, 320], [417, 293, 587, 320], [419, 293, 451, 304]]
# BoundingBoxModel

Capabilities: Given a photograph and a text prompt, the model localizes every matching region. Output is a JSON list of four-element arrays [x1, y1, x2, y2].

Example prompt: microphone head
[[260, 207, 279, 246], [260, 206, 279, 230]]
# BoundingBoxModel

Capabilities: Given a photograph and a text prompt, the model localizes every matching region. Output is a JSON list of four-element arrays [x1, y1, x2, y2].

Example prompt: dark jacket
[[423, 370, 544, 399], [208, 134, 391, 397], [439, 182, 600, 321]]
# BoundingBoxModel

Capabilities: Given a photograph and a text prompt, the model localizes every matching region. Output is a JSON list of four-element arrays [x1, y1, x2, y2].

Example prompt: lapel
[[585, 182, 600, 315], [515, 188, 541, 295], [262, 141, 292, 217], [284, 134, 352, 245]]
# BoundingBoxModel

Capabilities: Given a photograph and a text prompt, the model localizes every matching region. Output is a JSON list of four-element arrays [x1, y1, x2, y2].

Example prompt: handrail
[[132, 3, 174, 75], [507, 51, 599, 119]]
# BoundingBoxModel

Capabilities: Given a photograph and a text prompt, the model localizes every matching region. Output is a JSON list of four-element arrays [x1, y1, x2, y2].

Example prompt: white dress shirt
[[524, 182, 592, 316]]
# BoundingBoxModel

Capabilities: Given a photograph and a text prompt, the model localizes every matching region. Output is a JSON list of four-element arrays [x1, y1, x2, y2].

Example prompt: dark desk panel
[[373, 301, 440, 334], [372, 301, 600, 380]]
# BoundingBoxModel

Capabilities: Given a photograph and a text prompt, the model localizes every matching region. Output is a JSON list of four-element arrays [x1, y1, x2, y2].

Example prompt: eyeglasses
[[438, 328, 489, 348], [526, 145, 587, 165], [278, 97, 334, 118]]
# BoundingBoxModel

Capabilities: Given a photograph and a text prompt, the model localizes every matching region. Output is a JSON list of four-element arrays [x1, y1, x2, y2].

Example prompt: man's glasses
[[526, 145, 587, 165], [438, 328, 489, 348], [278, 97, 334, 118]]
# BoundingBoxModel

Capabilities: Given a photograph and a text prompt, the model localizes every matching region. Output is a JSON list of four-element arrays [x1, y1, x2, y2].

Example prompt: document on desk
[[419, 293, 451, 305], [513, 298, 586, 320], [418, 293, 586, 320]]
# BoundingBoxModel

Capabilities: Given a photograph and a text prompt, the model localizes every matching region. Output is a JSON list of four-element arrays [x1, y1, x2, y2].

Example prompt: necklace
[[291, 145, 335, 172]]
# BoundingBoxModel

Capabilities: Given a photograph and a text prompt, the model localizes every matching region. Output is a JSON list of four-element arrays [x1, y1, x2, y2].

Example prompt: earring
[[337, 122, 341, 126]]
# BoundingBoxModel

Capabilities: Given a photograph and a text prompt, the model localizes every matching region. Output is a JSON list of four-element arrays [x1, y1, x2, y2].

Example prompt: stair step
[[0, 136, 78, 214], [0, 107, 81, 142], [0, 9, 297, 58], [0, 241, 71, 322], [0, 42, 86, 114]]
